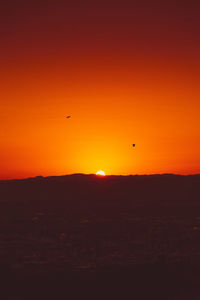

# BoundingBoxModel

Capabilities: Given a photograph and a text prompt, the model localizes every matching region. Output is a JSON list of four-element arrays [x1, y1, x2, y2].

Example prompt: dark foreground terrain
[[0, 174, 200, 299]]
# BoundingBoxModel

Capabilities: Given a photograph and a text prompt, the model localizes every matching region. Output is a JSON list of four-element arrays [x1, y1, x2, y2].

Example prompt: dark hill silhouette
[[0, 174, 200, 299], [1, 174, 200, 216]]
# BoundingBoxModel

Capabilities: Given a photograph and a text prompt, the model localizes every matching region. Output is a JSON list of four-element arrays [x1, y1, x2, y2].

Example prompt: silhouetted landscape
[[1, 174, 200, 299]]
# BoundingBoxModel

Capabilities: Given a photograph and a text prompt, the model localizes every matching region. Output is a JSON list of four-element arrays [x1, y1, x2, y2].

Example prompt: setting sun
[[96, 170, 106, 176]]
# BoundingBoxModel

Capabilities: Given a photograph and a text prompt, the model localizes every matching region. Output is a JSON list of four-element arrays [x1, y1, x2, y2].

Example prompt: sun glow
[[96, 170, 106, 176]]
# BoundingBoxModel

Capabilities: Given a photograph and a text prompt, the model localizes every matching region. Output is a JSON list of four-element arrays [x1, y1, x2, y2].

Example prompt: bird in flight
[[132, 144, 135, 147], [66, 116, 71, 119]]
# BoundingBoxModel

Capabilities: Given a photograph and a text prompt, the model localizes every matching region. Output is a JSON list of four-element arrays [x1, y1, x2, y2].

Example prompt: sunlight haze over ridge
[[0, 0, 200, 179]]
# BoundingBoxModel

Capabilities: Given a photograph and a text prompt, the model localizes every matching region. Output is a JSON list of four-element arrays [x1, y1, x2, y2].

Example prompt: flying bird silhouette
[[66, 116, 71, 119], [132, 144, 135, 147]]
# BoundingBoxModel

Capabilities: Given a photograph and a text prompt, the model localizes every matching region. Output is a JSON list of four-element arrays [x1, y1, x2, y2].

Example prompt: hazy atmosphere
[[1, 2, 200, 299], [1, 0, 200, 178]]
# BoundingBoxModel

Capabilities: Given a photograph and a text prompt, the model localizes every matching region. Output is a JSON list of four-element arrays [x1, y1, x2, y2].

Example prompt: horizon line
[[1, 172, 200, 182]]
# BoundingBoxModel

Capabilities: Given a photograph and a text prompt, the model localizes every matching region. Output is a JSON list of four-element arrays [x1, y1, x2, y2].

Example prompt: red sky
[[0, 0, 200, 179]]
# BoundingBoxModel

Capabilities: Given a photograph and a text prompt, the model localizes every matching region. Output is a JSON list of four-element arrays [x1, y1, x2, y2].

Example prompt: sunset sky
[[0, 0, 200, 179]]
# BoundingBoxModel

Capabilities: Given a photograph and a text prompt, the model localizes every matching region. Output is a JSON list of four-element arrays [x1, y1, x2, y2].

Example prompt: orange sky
[[0, 0, 200, 179]]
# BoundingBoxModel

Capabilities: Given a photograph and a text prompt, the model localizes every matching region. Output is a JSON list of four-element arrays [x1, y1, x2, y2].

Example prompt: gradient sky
[[0, 0, 200, 179]]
